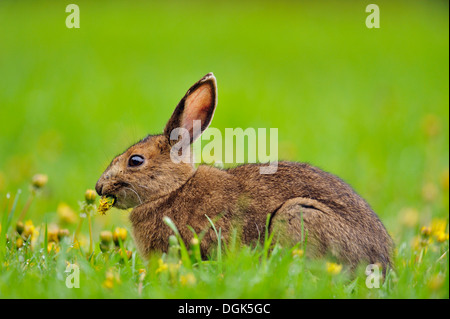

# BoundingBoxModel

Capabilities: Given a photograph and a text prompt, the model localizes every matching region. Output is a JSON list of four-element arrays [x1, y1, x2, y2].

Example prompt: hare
[[95, 73, 393, 271]]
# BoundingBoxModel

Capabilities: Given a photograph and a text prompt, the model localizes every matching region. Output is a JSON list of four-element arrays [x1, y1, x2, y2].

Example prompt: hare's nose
[[95, 181, 104, 196]]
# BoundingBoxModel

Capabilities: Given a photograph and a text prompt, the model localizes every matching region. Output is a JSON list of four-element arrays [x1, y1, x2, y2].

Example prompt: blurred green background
[[0, 0, 448, 237]]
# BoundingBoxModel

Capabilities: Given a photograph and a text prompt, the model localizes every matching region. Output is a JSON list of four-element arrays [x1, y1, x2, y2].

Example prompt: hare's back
[[227, 161, 374, 219]]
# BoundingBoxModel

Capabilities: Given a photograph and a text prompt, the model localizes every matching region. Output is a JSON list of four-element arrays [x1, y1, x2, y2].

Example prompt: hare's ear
[[164, 73, 217, 145]]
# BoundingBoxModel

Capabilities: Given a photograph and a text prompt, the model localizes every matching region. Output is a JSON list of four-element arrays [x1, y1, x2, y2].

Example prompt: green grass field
[[0, 0, 448, 298]]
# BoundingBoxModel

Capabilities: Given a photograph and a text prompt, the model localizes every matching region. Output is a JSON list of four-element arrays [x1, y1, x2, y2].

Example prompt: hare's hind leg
[[269, 197, 362, 266]]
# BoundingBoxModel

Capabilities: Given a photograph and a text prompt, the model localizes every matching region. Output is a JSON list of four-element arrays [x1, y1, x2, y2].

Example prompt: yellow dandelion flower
[[98, 196, 115, 215], [326, 262, 343, 275], [30, 229, 40, 249], [420, 226, 432, 238], [411, 236, 421, 251], [190, 237, 199, 246], [292, 249, 304, 258], [103, 278, 114, 289], [168, 262, 180, 277], [413, 234, 431, 251], [155, 258, 168, 274], [73, 234, 87, 250], [112, 227, 127, 245], [428, 274, 444, 291], [422, 183, 438, 202], [57, 202, 77, 225], [435, 231, 449, 243], [103, 269, 121, 287], [31, 174, 48, 189], [85, 189, 97, 204], [47, 242, 60, 253], [47, 225, 60, 243], [100, 230, 113, 244], [431, 219, 448, 236], [138, 268, 147, 280], [118, 248, 132, 260], [399, 208, 419, 228], [105, 269, 115, 281], [15, 221, 24, 235], [72, 241, 80, 250], [180, 273, 196, 286], [22, 220, 36, 240], [58, 229, 70, 241], [99, 242, 110, 253], [16, 237, 24, 249]]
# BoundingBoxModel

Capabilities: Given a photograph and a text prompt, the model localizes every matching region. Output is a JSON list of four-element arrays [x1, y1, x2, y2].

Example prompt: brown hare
[[95, 73, 393, 271]]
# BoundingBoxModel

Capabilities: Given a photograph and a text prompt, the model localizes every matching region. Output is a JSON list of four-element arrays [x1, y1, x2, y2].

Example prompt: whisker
[[129, 183, 141, 194], [124, 186, 143, 205]]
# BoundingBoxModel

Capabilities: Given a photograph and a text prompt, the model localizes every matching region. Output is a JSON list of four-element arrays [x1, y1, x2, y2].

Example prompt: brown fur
[[95, 73, 394, 270]]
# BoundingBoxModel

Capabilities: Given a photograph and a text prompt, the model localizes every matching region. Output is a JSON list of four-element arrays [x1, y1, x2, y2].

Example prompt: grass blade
[[205, 214, 222, 274], [163, 216, 191, 268], [0, 191, 21, 263]]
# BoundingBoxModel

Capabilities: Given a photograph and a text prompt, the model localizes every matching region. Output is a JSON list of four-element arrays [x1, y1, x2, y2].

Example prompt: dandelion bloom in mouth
[[98, 196, 115, 215]]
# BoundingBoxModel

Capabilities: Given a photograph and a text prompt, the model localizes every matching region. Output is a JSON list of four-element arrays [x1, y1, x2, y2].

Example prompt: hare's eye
[[128, 155, 144, 167]]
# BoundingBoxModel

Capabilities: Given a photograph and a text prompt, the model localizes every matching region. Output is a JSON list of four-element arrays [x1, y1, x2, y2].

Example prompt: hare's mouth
[[112, 186, 143, 209], [98, 180, 143, 210], [109, 195, 118, 206]]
